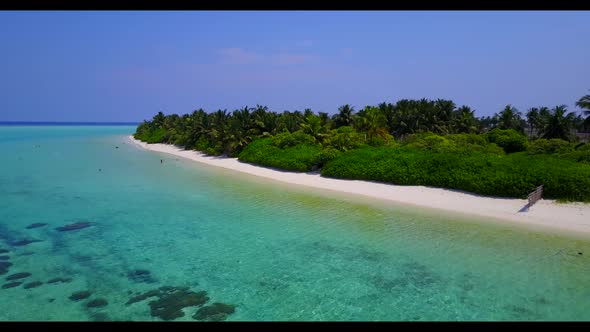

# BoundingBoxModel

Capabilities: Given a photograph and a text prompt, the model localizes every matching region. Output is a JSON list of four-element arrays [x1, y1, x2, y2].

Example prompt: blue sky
[[0, 11, 589, 122]]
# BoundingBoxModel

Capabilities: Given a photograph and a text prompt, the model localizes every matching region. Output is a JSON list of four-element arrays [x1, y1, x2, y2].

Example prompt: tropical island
[[131, 94, 590, 234], [134, 94, 590, 200]]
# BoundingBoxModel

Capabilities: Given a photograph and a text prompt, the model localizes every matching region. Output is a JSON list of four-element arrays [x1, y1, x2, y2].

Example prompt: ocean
[[1, 125, 589, 321]]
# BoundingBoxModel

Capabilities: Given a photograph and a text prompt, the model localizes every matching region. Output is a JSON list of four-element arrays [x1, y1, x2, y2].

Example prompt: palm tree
[[576, 92, 590, 115], [334, 104, 355, 128], [152, 111, 166, 128], [363, 106, 388, 140], [525, 107, 541, 138], [497, 105, 525, 132], [452, 105, 478, 134], [300, 114, 328, 142], [540, 105, 576, 141], [318, 112, 330, 128]]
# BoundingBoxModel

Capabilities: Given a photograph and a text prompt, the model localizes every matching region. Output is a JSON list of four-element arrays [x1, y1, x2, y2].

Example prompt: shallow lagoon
[[1, 125, 589, 321]]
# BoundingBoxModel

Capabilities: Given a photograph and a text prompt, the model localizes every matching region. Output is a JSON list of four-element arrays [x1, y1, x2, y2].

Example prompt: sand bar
[[129, 136, 590, 237]]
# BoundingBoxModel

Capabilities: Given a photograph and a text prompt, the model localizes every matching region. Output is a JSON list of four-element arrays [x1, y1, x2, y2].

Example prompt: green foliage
[[316, 147, 342, 168], [205, 147, 220, 156], [133, 96, 590, 202], [239, 138, 322, 172], [527, 139, 574, 155], [525, 139, 590, 164], [134, 127, 169, 144], [271, 131, 316, 149], [404, 132, 453, 152], [403, 132, 504, 155], [322, 146, 590, 202], [485, 128, 528, 153], [323, 126, 365, 151]]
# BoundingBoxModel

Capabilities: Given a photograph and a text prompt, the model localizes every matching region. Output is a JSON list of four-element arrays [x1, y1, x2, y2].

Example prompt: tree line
[[135, 93, 590, 157]]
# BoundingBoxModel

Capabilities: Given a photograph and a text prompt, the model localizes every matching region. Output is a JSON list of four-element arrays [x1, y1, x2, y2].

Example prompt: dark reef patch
[[69, 290, 92, 301], [23, 281, 43, 289], [0, 256, 9, 260], [0, 261, 13, 275], [193, 303, 236, 321], [367, 262, 442, 293], [149, 289, 209, 321], [504, 304, 537, 318], [86, 299, 109, 308], [401, 262, 441, 288], [47, 277, 73, 284], [2, 281, 23, 289], [368, 274, 409, 291], [126, 286, 209, 321], [126, 289, 161, 305], [0, 249, 9, 254], [11, 239, 42, 247], [26, 223, 48, 229], [6, 272, 31, 281], [533, 296, 551, 305], [127, 269, 156, 284], [55, 221, 93, 232], [0, 262, 13, 268]]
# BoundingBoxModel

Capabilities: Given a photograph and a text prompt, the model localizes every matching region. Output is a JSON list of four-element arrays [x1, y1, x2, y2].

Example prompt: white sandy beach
[[128, 136, 590, 237]]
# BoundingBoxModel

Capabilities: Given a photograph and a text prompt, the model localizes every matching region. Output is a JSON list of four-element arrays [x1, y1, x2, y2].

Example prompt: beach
[[129, 136, 590, 237]]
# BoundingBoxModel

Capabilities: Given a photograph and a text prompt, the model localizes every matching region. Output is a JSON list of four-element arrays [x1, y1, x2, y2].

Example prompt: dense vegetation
[[135, 93, 590, 202]]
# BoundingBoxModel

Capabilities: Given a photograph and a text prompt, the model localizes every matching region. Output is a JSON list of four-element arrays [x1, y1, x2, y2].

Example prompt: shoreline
[[127, 135, 590, 237]]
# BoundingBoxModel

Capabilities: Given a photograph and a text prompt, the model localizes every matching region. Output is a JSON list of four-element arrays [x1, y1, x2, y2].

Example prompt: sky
[[0, 11, 589, 122]]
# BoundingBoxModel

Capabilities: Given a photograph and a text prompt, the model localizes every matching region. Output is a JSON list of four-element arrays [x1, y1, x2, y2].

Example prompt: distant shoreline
[[128, 135, 590, 238]]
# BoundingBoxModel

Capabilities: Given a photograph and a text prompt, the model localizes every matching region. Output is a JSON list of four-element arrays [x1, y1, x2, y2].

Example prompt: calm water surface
[[0, 125, 589, 321]]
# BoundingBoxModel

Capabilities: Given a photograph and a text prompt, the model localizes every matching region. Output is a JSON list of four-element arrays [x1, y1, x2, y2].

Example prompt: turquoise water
[[1, 125, 590, 321]]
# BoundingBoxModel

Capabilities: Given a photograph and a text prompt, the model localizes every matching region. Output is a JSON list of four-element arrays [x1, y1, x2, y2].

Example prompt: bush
[[321, 145, 590, 202], [367, 134, 395, 147], [316, 147, 342, 168], [271, 131, 316, 149], [135, 127, 169, 144], [404, 132, 453, 152], [403, 132, 504, 155], [527, 139, 574, 155], [204, 147, 216, 156], [323, 126, 365, 151], [485, 128, 528, 153], [194, 137, 210, 152], [239, 138, 322, 172]]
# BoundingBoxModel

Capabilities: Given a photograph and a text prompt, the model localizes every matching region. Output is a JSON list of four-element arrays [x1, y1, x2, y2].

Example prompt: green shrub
[[271, 131, 316, 149], [239, 138, 322, 172], [205, 147, 220, 156], [135, 128, 169, 144], [446, 133, 488, 147], [404, 132, 453, 152], [323, 126, 365, 151], [316, 147, 342, 168], [485, 128, 528, 153], [367, 135, 393, 147], [321, 146, 590, 202], [403, 132, 504, 155], [527, 139, 574, 155], [194, 137, 210, 152]]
